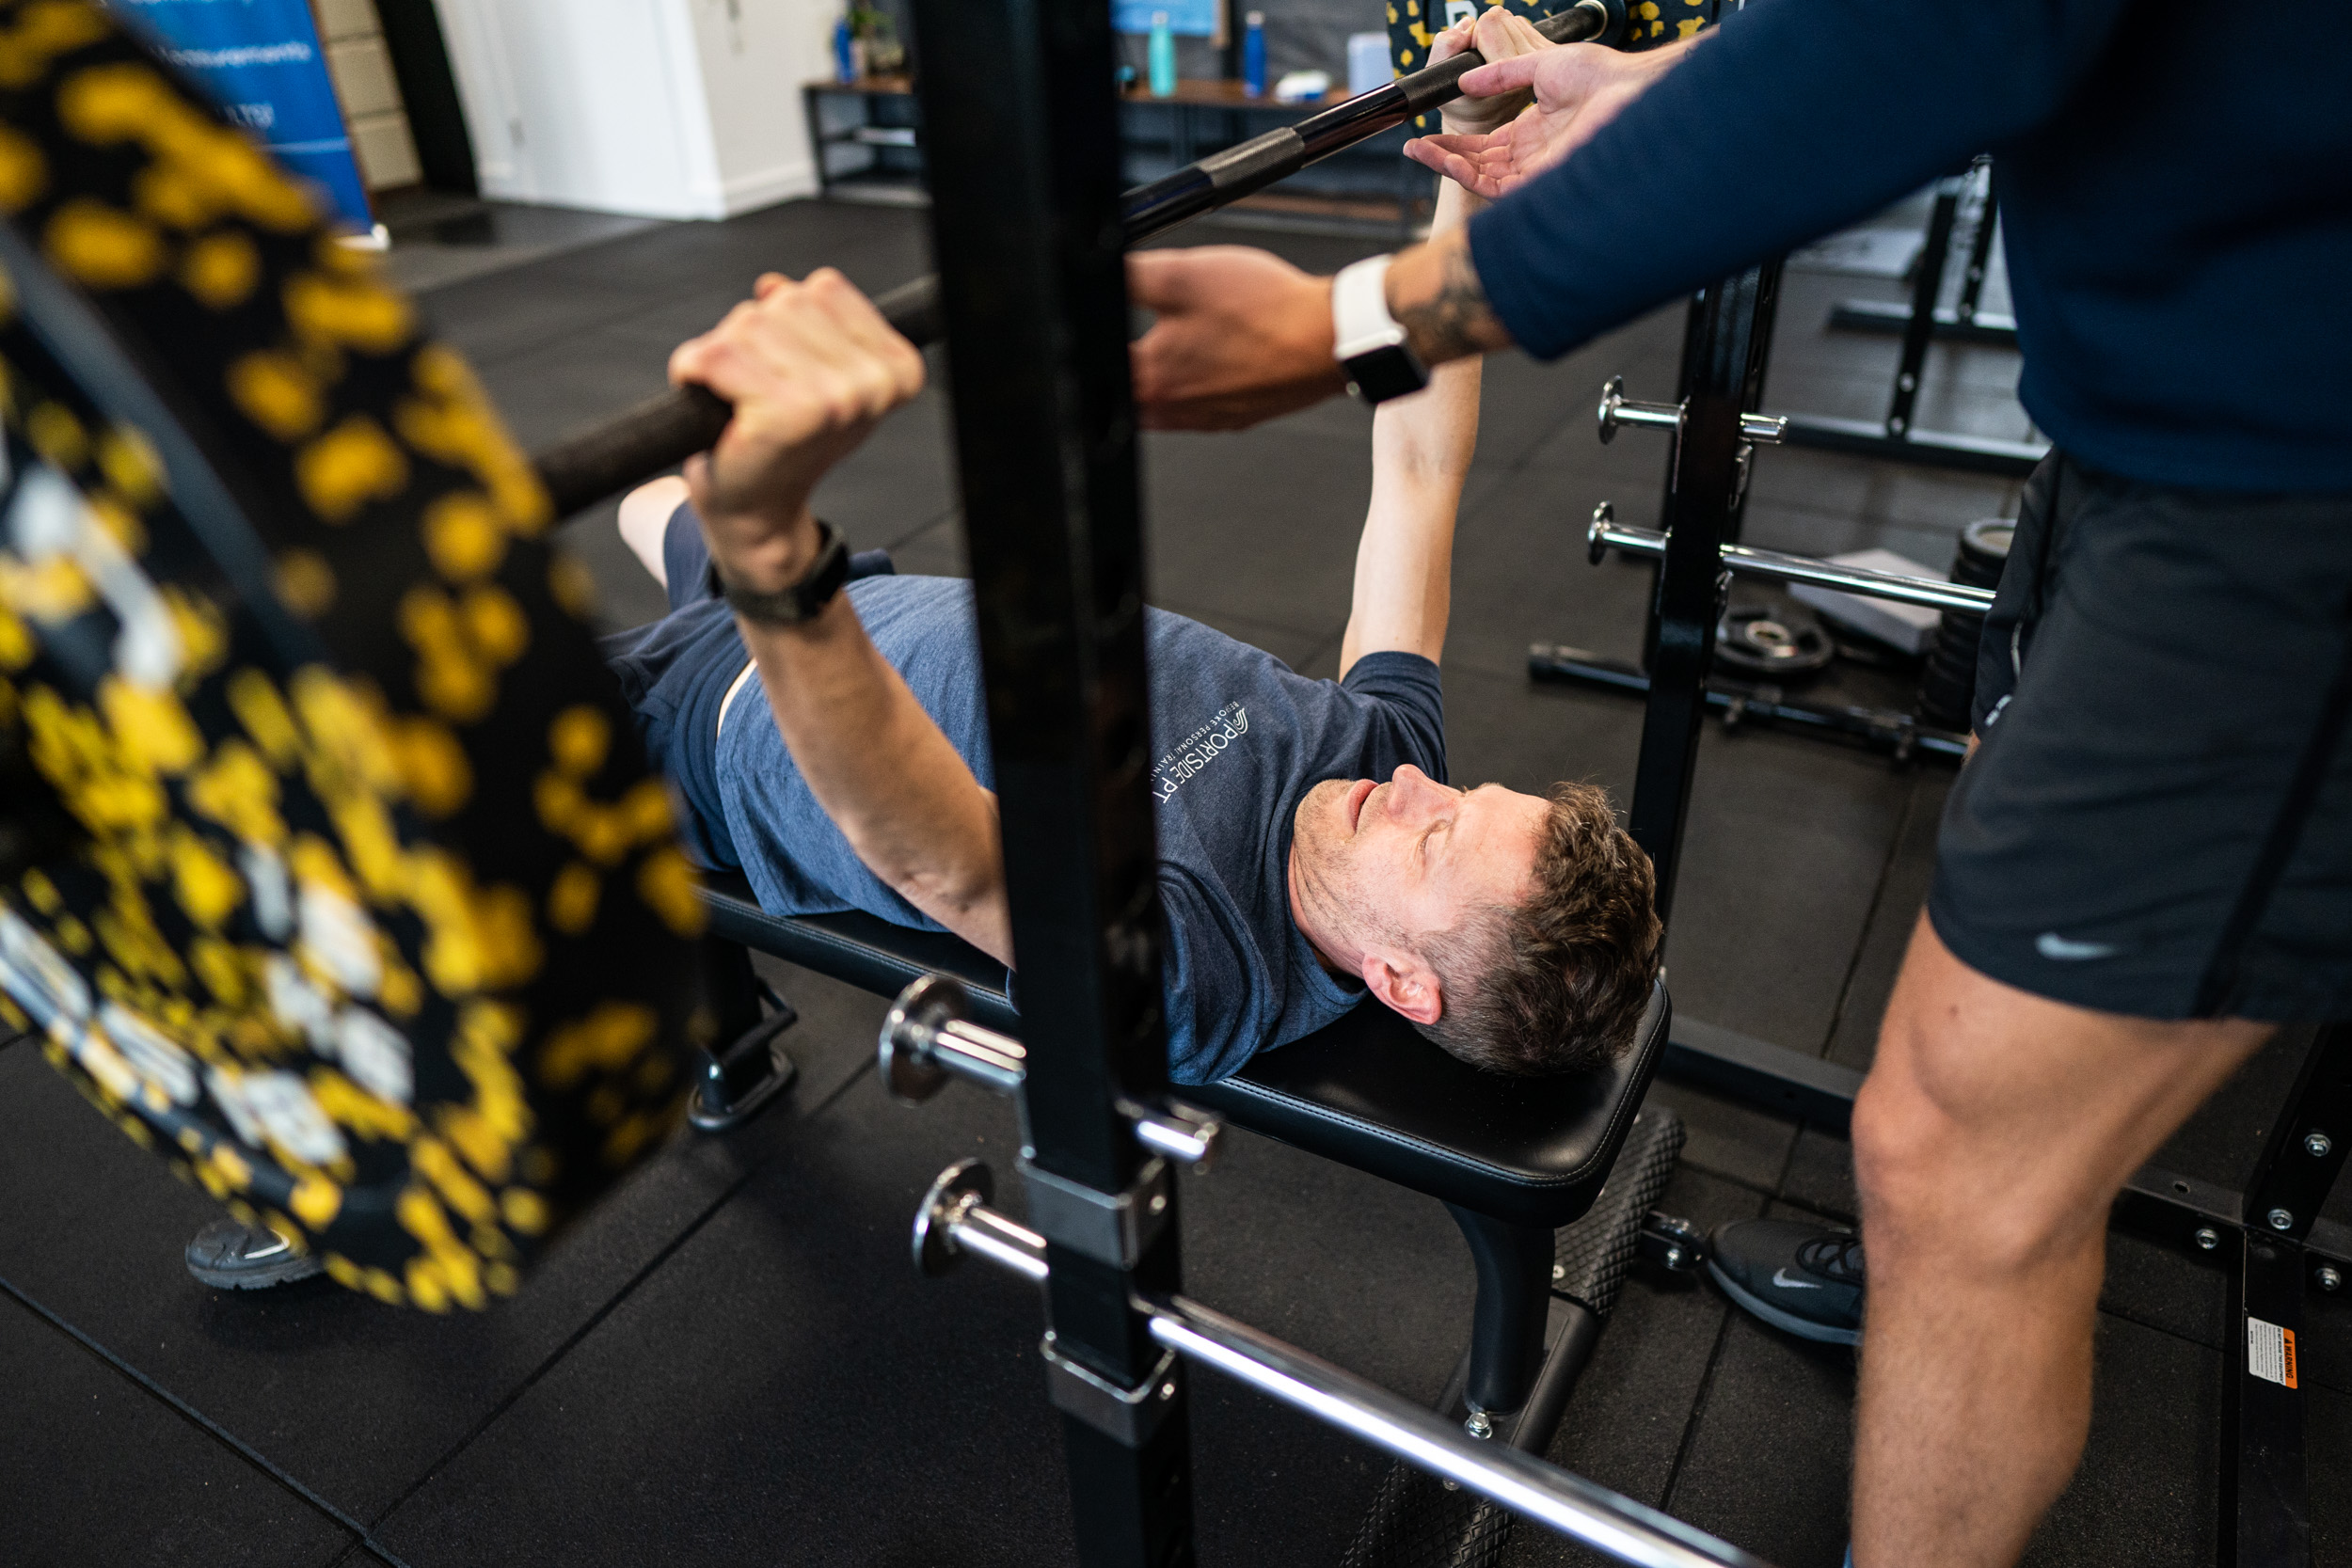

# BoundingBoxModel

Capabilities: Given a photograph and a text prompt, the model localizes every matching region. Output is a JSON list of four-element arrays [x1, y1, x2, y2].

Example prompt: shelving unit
[[804, 74, 1428, 233]]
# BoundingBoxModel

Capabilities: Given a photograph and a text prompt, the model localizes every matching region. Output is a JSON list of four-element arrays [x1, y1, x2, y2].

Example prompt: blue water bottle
[[833, 15, 857, 83], [1241, 10, 1266, 97], [1148, 11, 1177, 97]]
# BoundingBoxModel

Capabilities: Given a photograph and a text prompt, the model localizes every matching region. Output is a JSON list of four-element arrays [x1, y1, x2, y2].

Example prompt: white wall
[[681, 0, 829, 214], [430, 0, 828, 219]]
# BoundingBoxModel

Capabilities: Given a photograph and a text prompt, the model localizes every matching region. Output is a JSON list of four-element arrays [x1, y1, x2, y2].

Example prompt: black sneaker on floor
[[1706, 1219, 1864, 1347], [185, 1219, 325, 1291]]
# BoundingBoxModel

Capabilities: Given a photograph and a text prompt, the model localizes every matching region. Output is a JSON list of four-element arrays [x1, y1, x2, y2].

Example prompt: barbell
[[0, 0, 1656, 1309]]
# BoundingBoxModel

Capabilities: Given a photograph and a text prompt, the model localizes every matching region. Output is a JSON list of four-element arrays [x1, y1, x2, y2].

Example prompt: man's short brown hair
[[1418, 781, 1662, 1076]]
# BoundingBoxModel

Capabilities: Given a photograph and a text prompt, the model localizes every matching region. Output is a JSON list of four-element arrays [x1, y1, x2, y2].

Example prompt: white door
[[429, 0, 724, 217]]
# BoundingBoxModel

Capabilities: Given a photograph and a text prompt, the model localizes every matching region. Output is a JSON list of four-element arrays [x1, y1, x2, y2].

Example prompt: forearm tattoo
[[1394, 234, 1501, 364]]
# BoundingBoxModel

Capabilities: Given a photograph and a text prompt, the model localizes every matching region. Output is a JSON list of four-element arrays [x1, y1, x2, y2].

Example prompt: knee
[[1851, 1014, 2096, 1278], [1850, 1033, 1950, 1242], [617, 476, 691, 583]]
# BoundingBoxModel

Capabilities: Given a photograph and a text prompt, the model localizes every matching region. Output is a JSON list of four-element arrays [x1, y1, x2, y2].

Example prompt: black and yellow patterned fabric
[[0, 0, 704, 1310], [1389, 0, 1721, 134]]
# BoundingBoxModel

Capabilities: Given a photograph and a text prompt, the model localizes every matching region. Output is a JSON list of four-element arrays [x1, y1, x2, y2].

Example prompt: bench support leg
[[1444, 1205, 1557, 1418], [688, 939, 799, 1132]]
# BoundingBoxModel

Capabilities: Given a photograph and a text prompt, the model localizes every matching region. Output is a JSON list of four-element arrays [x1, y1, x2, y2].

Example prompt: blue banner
[[108, 0, 375, 235]]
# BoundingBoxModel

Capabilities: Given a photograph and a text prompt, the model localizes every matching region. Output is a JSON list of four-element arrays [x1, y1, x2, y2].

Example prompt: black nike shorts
[[1928, 453, 2352, 1022]]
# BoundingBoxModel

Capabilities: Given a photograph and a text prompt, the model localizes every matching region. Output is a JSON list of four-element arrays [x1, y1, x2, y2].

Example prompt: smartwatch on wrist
[[717, 519, 851, 626], [1331, 254, 1429, 405]]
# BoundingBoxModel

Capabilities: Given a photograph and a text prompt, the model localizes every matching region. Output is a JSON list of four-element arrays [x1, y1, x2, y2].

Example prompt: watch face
[[1346, 345, 1429, 404]]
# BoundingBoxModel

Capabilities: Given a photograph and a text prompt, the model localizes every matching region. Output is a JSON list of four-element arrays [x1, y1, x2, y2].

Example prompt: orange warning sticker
[[2249, 1316, 2298, 1389]]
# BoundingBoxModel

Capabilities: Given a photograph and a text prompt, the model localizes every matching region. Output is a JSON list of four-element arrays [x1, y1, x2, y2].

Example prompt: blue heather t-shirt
[[605, 512, 1447, 1084]]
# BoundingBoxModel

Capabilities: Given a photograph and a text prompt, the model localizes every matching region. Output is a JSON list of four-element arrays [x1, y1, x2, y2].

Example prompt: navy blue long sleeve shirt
[[1465, 0, 2352, 492]]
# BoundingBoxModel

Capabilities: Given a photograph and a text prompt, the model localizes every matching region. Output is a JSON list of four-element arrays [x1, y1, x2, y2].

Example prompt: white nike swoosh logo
[[1772, 1268, 1824, 1291], [2037, 932, 2122, 961]]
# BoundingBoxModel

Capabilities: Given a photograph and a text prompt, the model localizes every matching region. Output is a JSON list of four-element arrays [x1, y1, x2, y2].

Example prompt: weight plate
[[0, 1, 703, 1309], [1714, 601, 1836, 678]]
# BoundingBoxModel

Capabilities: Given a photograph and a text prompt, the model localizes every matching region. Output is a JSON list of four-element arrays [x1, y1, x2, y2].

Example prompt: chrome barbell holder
[[878, 976, 1221, 1168], [1598, 377, 1787, 447], [909, 1164, 1780, 1568], [878, 974, 1028, 1103], [1586, 507, 1995, 615]]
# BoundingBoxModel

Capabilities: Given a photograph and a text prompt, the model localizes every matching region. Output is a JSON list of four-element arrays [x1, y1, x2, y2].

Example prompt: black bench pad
[[1187, 982, 1667, 1228], [697, 873, 1666, 1227], [700, 873, 1017, 1033]]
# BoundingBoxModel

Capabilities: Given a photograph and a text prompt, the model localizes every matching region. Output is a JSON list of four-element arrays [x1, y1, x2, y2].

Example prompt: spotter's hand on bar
[[1406, 26, 1699, 198]]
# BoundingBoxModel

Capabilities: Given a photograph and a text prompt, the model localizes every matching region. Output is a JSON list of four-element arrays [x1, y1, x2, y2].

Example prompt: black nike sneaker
[[1706, 1219, 1865, 1346], [185, 1219, 325, 1291]]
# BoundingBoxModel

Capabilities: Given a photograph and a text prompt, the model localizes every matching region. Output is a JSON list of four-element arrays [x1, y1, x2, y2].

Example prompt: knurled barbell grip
[[532, 276, 943, 518]]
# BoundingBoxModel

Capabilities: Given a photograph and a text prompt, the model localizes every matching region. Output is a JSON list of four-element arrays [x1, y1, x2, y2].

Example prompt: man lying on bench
[[599, 176, 1659, 1090]]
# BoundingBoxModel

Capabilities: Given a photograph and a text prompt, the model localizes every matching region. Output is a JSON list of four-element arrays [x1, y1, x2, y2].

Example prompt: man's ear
[[1362, 949, 1442, 1026]]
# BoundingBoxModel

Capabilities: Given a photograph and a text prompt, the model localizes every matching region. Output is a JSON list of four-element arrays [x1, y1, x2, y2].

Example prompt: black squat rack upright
[[883, 0, 1773, 1562], [1576, 226, 2352, 1568]]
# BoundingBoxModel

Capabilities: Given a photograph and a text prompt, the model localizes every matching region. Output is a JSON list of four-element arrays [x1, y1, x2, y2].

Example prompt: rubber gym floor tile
[[2098, 1230, 2225, 1354], [2156, 1024, 2313, 1194], [1138, 426, 1375, 638], [1503, 1166, 1767, 1568], [514, 199, 933, 305], [2020, 1312, 2218, 1568], [1437, 662, 1645, 802], [1820, 768, 1950, 1073], [1740, 450, 2024, 543], [466, 325, 679, 459], [1776, 1128, 1858, 1224], [586, 237, 938, 361], [1768, 373, 2042, 454], [1662, 726, 1914, 1055], [1152, 598, 1338, 677], [1641, 1078, 1802, 1196], [1656, 1307, 1857, 1568], [1443, 473, 1667, 684], [413, 269, 656, 378], [0, 1025, 849, 1526], [2310, 1378, 2352, 1562], [1177, 1120, 1478, 1409], [882, 511, 969, 579], [373, 1069, 1476, 1568], [1735, 503, 1978, 581], [0, 1290, 357, 1568], [2299, 1284, 2352, 1399], [383, 1070, 1036, 1567], [752, 951, 918, 1113], [807, 381, 961, 549], [1440, 309, 1685, 483], [1498, 398, 1691, 503]]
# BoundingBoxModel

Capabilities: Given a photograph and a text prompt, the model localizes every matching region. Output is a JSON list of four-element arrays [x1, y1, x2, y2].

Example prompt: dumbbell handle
[[529, 0, 1621, 519]]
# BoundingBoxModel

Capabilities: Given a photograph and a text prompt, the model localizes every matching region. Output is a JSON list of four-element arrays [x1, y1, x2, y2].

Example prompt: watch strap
[[1332, 254, 1405, 361], [1331, 254, 1430, 404], [718, 520, 851, 626]]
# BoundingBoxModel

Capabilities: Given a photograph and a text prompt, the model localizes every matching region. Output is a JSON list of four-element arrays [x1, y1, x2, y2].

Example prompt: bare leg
[[1851, 914, 2268, 1567], [617, 475, 691, 589]]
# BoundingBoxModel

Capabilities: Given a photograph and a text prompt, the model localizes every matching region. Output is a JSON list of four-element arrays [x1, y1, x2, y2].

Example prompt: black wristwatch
[[718, 519, 851, 626], [1332, 254, 1429, 405]]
